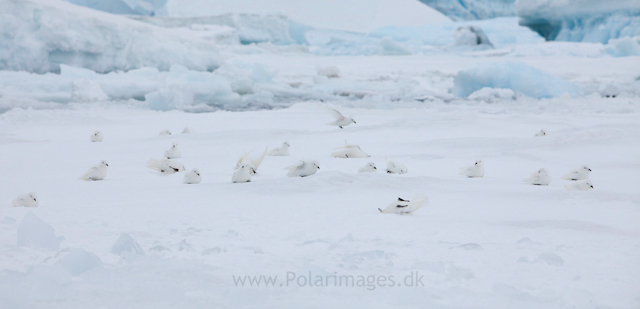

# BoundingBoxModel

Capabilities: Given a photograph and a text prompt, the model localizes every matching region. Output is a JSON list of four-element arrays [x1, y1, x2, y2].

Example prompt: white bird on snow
[[183, 168, 202, 184], [90, 130, 103, 142], [13, 192, 39, 207], [523, 168, 551, 185], [268, 142, 290, 156], [379, 196, 428, 214], [386, 159, 407, 174], [146, 158, 185, 174], [181, 127, 193, 134], [285, 160, 320, 177], [236, 148, 267, 174], [159, 130, 171, 136], [331, 141, 370, 158], [459, 159, 484, 178], [164, 142, 182, 159], [323, 106, 356, 129], [81, 160, 109, 180], [565, 180, 594, 191], [534, 129, 547, 137], [232, 164, 252, 183], [358, 162, 377, 173], [561, 165, 591, 181]]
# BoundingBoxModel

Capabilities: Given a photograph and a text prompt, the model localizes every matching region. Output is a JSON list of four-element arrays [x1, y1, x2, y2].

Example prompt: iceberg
[[65, 0, 167, 16], [160, 0, 451, 33], [453, 62, 581, 99], [0, 0, 221, 73], [130, 14, 294, 45], [371, 17, 543, 49], [516, 0, 640, 43], [419, 0, 516, 21]]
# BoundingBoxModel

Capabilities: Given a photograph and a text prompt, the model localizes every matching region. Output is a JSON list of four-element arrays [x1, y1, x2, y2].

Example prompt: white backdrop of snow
[[0, 99, 639, 307]]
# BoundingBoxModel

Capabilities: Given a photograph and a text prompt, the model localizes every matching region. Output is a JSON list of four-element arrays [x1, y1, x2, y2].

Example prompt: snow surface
[[1, 0, 640, 307], [1, 96, 639, 307]]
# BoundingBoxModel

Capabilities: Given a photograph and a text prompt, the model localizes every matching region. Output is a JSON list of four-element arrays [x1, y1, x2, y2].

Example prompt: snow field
[[0, 99, 639, 307]]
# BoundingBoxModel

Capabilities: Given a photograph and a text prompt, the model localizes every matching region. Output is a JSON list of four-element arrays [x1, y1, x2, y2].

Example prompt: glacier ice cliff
[[516, 0, 640, 43], [419, 0, 516, 21]]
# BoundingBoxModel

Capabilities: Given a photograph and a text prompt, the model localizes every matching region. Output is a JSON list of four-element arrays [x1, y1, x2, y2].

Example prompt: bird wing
[[251, 147, 268, 170], [283, 161, 304, 171], [81, 166, 98, 179], [560, 170, 576, 180], [237, 150, 253, 167], [166, 159, 184, 172], [334, 140, 360, 150], [322, 105, 344, 120]]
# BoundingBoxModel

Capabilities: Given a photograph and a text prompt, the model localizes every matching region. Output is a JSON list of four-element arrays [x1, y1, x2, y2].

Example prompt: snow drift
[[453, 62, 581, 99], [0, 0, 221, 73], [17, 213, 60, 251]]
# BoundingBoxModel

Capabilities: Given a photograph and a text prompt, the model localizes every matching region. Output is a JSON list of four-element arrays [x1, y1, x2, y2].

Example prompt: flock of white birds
[[10, 106, 594, 213]]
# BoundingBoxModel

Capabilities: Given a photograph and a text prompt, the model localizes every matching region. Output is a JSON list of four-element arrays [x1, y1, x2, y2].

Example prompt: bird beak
[[33, 199, 37, 201], [588, 169, 592, 171], [373, 167, 377, 169], [590, 185, 594, 188], [106, 164, 109, 166]]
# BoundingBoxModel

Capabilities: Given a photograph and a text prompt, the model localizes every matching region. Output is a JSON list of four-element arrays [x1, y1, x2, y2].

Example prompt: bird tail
[[560, 174, 571, 180], [80, 168, 96, 180], [458, 168, 466, 175]]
